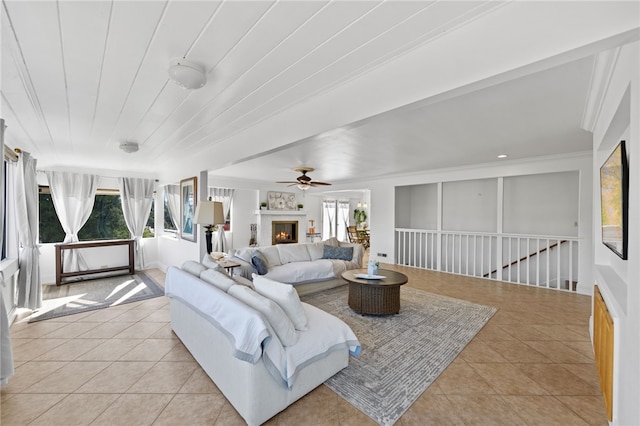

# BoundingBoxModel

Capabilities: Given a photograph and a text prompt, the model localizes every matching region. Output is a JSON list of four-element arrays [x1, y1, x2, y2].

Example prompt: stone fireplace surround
[[255, 210, 307, 247]]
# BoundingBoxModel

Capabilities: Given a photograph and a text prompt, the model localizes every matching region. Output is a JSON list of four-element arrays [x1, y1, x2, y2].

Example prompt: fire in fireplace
[[272, 221, 298, 245]]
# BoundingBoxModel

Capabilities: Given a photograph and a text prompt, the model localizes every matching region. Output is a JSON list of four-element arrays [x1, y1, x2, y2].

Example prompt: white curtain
[[209, 188, 234, 252], [45, 171, 98, 272], [0, 119, 14, 385], [337, 200, 350, 242], [322, 200, 336, 240], [119, 177, 155, 270], [16, 152, 41, 309], [165, 184, 180, 230], [209, 187, 234, 220]]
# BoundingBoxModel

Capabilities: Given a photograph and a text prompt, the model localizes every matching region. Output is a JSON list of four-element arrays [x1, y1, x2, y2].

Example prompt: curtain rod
[[3, 146, 19, 162]]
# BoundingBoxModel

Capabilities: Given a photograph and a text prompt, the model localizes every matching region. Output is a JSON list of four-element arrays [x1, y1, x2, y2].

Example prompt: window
[[39, 187, 154, 243], [322, 200, 351, 242]]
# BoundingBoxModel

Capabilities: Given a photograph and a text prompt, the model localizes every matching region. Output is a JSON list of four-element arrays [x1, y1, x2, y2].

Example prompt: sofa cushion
[[259, 245, 282, 267], [182, 260, 207, 277], [200, 269, 236, 292], [264, 260, 336, 284], [228, 285, 298, 346], [322, 245, 353, 261], [233, 275, 255, 289], [277, 244, 311, 264], [338, 242, 365, 266], [306, 242, 325, 261], [252, 275, 308, 331], [251, 252, 269, 275]]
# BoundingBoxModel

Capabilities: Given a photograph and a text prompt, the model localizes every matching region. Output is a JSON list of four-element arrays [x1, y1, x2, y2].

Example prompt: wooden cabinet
[[593, 285, 614, 422]]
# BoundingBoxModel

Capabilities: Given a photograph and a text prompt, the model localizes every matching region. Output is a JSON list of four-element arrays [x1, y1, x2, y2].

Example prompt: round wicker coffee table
[[341, 269, 408, 315]]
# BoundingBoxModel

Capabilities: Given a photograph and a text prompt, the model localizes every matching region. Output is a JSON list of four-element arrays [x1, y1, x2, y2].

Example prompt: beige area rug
[[27, 271, 164, 322], [301, 285, 498, 426]]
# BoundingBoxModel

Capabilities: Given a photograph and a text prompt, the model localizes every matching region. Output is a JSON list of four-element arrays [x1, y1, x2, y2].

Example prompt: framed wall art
[[180, 176, 197, 242], [267, 191, 297, 210], [600, 140, 628, 259]]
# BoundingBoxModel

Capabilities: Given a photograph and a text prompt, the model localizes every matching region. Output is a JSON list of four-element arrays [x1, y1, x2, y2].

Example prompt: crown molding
[[581, 47, 622, 132]]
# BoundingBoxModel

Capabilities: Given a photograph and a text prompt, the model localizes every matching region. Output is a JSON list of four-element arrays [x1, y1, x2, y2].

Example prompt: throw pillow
[[252, 274, 308, 331], [228, 285, 297, 346], [251, 251, 269, 275], [322, 245, 354, 261], [182, 260, 207, 277], [323, 237, 340, 247], [338, 242, 364, 265], [200, 269, 235, 292]]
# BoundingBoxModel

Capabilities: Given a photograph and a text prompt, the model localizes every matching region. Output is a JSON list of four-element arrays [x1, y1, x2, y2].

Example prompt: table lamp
[[193, 200, 225, 254]]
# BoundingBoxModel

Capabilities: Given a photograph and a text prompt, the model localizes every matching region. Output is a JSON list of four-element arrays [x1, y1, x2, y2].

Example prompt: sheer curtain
[[165, 184, 181, 231], [322, 200, 336, 240], [45, 171, 98, 272], [119, 177, 155, 269], [16, 151, 41, 310], [209, 188, 234, 252], [337, 200, 350, 242], [1, 119, 14, 385]]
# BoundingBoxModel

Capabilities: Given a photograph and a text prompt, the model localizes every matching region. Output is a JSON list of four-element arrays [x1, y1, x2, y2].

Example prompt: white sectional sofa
[[165, 265, 360, 426], [227, 238, 364, 296]]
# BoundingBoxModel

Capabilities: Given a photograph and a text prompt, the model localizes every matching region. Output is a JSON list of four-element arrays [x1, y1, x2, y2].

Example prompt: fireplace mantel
[[254, 210, 306, 216]]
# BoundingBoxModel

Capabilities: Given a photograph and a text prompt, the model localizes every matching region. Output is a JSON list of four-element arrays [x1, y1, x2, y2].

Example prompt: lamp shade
[[193, 201, 225, 226]]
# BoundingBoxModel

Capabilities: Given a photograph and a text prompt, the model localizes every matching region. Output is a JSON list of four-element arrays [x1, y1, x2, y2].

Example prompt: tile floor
[[1, 266, 607, 425]]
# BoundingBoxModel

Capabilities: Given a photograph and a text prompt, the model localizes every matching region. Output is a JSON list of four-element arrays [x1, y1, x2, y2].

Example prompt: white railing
[[395, 229, 579, 291]]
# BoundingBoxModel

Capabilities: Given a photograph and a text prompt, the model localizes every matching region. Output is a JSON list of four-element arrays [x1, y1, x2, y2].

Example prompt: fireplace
[[272, 221, 298, 245]]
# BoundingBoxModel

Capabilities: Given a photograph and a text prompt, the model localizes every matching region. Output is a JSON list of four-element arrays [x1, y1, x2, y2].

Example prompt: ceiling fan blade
[[275, 181, 299, 184], [310, 181, 331, 186]]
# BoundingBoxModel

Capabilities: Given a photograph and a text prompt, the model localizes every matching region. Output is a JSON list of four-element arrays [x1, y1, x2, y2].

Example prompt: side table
[[217, 259, 241, 277]]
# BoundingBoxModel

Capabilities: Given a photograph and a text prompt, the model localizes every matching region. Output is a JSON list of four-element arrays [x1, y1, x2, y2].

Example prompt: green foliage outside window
[[39, 191, 155, 243]]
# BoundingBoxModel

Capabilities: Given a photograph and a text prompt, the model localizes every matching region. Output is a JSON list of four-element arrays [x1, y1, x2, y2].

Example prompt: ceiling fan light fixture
[[168, 58, 206, 89], [297, 183, 310, 191], [119, 141, 139, 153]]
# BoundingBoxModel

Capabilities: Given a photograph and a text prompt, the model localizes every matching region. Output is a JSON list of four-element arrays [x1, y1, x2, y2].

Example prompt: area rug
[[301, 286, 498, 426], [28, 271, 164, 322]]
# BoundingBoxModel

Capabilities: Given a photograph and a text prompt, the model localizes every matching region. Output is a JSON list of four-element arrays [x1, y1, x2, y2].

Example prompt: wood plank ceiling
[[1, 1, 638, 186]]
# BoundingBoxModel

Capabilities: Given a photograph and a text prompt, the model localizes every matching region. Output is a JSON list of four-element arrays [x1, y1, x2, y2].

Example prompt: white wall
[[503, 171, 579, 236], [590, 42, 639, 426], [365, 153, 593, 290]]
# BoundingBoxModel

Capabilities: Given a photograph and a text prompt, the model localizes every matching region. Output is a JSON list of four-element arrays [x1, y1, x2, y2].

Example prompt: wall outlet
[[377, 253, 387, 257]]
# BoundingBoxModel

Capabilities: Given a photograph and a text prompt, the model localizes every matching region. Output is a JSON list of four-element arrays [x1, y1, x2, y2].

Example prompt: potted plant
[[297, 203, 304, 210], [354, 208, 367, 228], [260, 202, 267, 210]]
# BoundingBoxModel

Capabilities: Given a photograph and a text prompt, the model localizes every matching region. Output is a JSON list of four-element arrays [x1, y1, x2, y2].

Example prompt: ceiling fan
[[277, 167, 332, 191]]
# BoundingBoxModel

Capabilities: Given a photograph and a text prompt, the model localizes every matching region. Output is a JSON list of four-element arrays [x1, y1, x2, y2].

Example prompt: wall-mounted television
[[600, 140, 629, 260]]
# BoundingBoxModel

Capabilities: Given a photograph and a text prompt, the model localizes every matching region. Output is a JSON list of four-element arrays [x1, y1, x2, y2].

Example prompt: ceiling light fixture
[[497, 154, 508, 159], [119, 141, 139, 153], [168, 58, 206, 89], [297, 183, 310, 191]]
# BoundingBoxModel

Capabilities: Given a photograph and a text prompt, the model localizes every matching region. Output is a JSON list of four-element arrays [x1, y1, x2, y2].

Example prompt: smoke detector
[[119, 141, 139, 153]]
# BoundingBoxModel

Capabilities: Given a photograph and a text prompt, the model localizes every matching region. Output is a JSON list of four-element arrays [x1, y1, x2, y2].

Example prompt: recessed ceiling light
[[497, 154, 508, 159]]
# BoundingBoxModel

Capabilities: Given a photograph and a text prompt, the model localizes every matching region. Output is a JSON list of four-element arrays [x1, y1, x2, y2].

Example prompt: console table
[[55, 239, 135, 286]]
